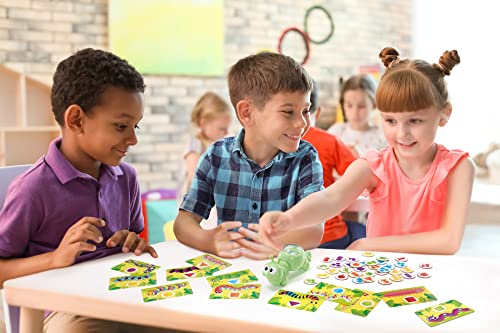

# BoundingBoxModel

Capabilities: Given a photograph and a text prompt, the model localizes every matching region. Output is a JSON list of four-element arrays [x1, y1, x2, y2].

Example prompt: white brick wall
[[0, 0, 412, 191]]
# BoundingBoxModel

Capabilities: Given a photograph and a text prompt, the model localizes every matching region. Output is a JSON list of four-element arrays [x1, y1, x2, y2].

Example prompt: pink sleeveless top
[[362, 145, 468, 237]]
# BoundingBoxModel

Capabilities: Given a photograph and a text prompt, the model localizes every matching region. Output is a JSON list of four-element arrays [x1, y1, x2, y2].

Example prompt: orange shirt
[[303, 127, 356, 242], [362, 145, 468, 237]]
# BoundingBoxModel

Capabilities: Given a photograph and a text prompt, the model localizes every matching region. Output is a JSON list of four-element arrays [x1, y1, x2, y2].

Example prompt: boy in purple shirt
[[0, 49, 161, 332]]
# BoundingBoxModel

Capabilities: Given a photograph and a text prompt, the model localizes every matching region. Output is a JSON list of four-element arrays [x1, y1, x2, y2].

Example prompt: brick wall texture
[[0, 0, 412, 191]]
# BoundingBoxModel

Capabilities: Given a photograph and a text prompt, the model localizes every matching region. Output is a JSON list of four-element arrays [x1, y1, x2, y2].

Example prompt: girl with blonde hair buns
[[259, 47, 475, 255], [183, 92, 232, 192]]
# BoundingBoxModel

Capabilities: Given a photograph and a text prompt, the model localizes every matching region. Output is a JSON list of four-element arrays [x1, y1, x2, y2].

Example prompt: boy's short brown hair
[[227, 52, 312, 111]]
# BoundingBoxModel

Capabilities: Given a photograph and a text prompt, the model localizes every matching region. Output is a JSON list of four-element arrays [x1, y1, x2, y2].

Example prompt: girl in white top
[[328, 74, 386, 156]]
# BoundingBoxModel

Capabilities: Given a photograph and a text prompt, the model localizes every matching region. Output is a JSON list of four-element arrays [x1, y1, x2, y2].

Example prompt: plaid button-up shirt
[[180, 129, 324, 226]]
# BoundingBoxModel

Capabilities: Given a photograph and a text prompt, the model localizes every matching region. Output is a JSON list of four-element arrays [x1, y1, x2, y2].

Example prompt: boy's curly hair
[[51, 48, 145, 125]]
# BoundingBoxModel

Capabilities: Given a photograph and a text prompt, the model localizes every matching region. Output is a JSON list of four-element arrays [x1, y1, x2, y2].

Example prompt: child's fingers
[[121, 232, 139, 253], [106, 230, 126, 248], [72, 217, 105, 230], [73, 241, 96, 254], [227, 231, 245, 241], [219, 221, 243, 231], [132, 238, 148, 255], [143, 245, 158, 258]]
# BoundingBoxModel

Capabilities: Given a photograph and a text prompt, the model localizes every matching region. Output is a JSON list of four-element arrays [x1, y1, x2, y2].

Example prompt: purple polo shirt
[[0, 138, 144, 263]]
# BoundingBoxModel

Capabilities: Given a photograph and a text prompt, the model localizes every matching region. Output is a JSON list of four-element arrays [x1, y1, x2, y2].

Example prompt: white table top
[[4, 241, 500, 333]]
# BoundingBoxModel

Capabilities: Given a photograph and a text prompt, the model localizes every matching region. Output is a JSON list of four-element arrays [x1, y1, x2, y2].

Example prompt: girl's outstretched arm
[[259, 159, 376, 248], [348, 157, 475, 254]]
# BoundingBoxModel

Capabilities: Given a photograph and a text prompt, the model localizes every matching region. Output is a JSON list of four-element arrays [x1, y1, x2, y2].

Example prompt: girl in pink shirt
[[259, 46, 475, 255]]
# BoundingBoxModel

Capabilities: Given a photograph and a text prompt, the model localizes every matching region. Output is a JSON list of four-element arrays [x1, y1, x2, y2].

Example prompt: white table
[[4, 241, 500, 333]]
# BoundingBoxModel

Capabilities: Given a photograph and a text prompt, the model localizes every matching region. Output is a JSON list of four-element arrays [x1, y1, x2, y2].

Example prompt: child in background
[[302, 81, 364, 249], [174, 52, 324, 260], [260, 47, 474, 255], [328, 74, 386, 156], [0, 49, 162, 332], [183, 92, 232, 193]]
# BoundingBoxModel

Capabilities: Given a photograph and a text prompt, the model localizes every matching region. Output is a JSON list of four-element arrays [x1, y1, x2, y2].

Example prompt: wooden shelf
[[0, 65, 59, 166]]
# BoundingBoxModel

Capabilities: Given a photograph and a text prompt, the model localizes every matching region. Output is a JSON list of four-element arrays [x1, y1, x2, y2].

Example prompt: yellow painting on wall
[[109, 0, 224, 76]]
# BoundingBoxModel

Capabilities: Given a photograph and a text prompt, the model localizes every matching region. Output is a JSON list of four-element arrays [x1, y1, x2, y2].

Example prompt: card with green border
[[108, 272, 156, 290], [415, 299, 474, 327], [111, 259, 160, 275], [209, 283, 261, 299], [141, 281, 193, 302], [377, 286, 437, 307], [165, 265, 216, 281], [308, 282, 359, 305], [185, 253, 231, 271], [268, 289, 325, 312], [206, 269, 258, 287], [335, 289, 382, 317]]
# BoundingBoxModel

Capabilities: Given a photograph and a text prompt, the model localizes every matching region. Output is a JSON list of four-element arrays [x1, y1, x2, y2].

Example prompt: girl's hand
[[346, 238, 366, 250], [106, 230, 158, 258], [235, 224, 279, 260], [206, 221, 244, 259], [258, 211, 293, 250], [52, 217, 105, 268]]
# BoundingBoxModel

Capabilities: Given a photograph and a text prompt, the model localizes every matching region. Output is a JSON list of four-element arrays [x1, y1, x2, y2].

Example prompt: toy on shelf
[[263, 244, 311, 286]]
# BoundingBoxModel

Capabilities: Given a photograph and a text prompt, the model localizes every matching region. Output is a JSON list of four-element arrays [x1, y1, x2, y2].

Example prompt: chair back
[[0, 165, 31, 209], [0, 164, 31, 333]]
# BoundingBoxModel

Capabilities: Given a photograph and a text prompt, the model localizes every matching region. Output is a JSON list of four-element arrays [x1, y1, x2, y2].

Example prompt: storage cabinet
[[0, 65, 60, 166]]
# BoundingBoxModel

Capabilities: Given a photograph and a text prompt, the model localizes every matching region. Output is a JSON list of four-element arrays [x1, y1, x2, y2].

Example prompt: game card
[[209, 283, 261, 299], [111, 259, 160, 275], [165, 265, 216, 281], [335, 289, 382, 317], [108, 272, 156, 290], [185, 253, 232, 272], [377, 286, 437, 307], [268, 289, 325, 312], [415, 299, 474, 327], [141, 281, 193, 302], [308, 282, 359, 305], [206, 269, 258, 287]]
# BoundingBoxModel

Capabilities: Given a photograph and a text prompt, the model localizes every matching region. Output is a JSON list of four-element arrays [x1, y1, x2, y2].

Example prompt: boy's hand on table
[[106, 230, 158, 258], [52, 217, 105, 268], [258, 211, 293, 251], [236, 224, 279, 260], [207, 221, 244, 259]]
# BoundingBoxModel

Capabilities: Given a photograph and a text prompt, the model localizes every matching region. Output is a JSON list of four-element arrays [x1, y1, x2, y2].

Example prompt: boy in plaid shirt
[[174, 52, 324, 259]]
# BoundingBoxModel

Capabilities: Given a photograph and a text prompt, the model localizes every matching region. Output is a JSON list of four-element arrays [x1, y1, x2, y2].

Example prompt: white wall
[[414, 0, 500, 155]]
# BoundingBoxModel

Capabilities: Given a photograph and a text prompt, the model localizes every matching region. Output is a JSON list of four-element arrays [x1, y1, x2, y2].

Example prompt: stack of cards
[[108, 259, 160, 291], [165, 254, 232, 281]]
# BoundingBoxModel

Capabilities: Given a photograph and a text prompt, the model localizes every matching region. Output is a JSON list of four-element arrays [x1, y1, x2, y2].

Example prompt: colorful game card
[[308, 282, 359, 305], [141, 281, 193, 302], [108, 273, 156, 290], [415, 299, 474, 327], [185, 253, 232, 271], [165, 265, 216, 281], [268, 289, 325, 312], [206, 269, 259, 287], [111, 259, 160, 275], [335, 289, 382, 317], [209, 283, 261, 299], [377, 286, 437, 307]]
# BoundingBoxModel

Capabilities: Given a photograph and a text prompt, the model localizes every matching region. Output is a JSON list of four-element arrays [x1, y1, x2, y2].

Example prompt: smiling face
[[75, 87, 144, 169], [379, 105, 451, 161], [242, 91, 311, 165]]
